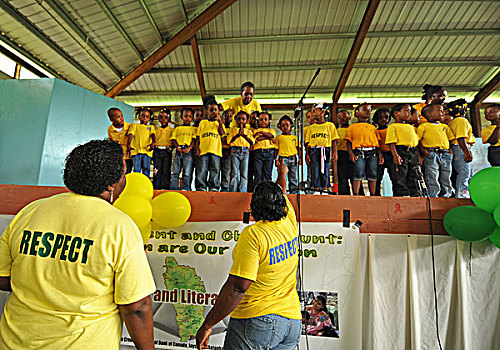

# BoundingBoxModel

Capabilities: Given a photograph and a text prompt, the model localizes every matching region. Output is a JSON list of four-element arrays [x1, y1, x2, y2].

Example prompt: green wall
[[0, 78, 134, 186]]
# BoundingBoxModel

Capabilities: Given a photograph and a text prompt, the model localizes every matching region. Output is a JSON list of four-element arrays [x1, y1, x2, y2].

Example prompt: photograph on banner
[[300, 291, 339, 338]]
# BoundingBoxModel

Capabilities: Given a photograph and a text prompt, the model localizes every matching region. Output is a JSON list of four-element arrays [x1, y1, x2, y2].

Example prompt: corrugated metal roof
[[0, 0, 498, 105]]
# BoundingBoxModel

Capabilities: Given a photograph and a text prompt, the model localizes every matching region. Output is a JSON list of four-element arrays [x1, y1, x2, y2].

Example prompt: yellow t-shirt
[[417, 122, 455, 149], [230, 197, 301, 320], [337, 127, 348, 151], [221, 97, 262, 128], [171, 125, 197, 147], [276, 134, 298, 157], [377, 128, 390, 152], [129, 123, 155, 157], [0, 192, 155, 350], [228, 127, 254, 148], [481, 125, 500, 146], [108, 122, 131, 160], [197, 119, 223, 157], [449, 117, 476, 145], [344, 122, 380, 149], [385, 123, 418, 147], [253, 128, 276, 150], [305, 122, 339, 147], [155, 125, 174, 147]]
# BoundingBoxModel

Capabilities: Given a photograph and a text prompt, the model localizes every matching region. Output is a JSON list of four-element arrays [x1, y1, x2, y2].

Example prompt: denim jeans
[[352, 149, 377, 181], [423, 150, 453, 197], [152, 148, 172, 190], [196, 153, 221, 191], [223, 315, 301, 350], [254, 149, 274, 186], [230, 147, 250, 192], [221, 148, 231, 192], [171, 148, 193, 191], [451, 144, 472, 198], [309, 147, 331, 189], [279, 156, 298, 193], [132, 154, 151, 178]]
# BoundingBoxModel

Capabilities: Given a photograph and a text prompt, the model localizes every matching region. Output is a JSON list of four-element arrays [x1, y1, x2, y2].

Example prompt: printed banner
[[121, 221, 362, 350], [0, 216, 362, 350]]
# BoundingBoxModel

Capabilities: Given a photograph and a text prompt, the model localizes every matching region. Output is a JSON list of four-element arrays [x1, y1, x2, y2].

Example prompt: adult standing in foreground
[[196, 162, 302, 350], [0, 140, 156, 349], [221, 81, 263, 128]]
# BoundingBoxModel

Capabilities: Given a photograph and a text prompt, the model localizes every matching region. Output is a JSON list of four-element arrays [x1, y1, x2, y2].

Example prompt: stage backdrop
[[0, 216, 499, 350]]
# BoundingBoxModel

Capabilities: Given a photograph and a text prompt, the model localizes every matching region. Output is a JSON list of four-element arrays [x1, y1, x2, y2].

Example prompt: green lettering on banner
[[38, 232, 54, 257]]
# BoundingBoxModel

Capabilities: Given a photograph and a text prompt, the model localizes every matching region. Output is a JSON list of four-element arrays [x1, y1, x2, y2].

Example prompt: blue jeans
[[254, 149, 274, 186], [423, 150, 453, 197], [309, 147, 331, 189], [451, 144, 472, 198], [352, 149, 377, 181], [279, 156, 298, 194], [230, 147, 250, 192], [224, 315, 301, 350], [221, 148, 231, 192], [132, 154, 151, 178], [171, 148, 193, 191], [196, 153, 221, 191]]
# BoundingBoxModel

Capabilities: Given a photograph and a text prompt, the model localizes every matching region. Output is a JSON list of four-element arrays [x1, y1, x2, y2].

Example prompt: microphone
[[413, 165, 427, 195]]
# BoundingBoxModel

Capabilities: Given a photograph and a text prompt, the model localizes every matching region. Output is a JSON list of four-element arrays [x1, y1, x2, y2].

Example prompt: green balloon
[[443, 206, 496, 242], [490, 227, 500, 249], [494, 204, 500, 227], [469, 167, 500, 213]]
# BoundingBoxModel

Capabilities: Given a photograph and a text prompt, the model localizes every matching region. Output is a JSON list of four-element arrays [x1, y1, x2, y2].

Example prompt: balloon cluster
[[113, 173, 191, 244], [443, 167, 500, 247]]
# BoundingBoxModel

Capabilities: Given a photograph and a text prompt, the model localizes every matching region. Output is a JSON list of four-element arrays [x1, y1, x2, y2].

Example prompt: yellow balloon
[[151, 192, 191, 228], [139, 222, 152, 245], [121, 172, 154, 200], [114, 194, 152, 228]]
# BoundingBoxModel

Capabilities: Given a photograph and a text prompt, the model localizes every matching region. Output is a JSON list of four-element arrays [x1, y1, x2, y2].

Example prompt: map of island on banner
[[119, 221, 363, 350]]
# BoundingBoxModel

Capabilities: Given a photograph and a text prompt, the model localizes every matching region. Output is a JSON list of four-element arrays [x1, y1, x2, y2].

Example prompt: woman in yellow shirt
[[482, 104, 500, 166]]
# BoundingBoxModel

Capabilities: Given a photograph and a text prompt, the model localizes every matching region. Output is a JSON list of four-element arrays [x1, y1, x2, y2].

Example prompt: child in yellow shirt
[[228, 111, 254, 192], [447, 99, 475, 198], [305, 103, 339, 194], [372, 108, 392, 196], [107, 108, 132, 173], [127, 107, 155, 178], [195, 96, 225, 191], [171, 108, 196, 191], [345, 103, 382, 196], [220, 110, 234, 192], [385, 104, 419, 196], [275, 115, 301, 194], [153, 109, 174, 190], [417, 104, 455, 197], [253, 112, 276, 185], [481, 104, 500, 167]]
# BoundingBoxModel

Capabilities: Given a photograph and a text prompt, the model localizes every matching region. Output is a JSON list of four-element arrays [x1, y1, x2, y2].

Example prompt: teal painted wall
[[0, 78, 134, 186]]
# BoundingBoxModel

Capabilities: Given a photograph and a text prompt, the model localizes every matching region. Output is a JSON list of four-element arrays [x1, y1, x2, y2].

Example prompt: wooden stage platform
[[0, 185, 472, 235]]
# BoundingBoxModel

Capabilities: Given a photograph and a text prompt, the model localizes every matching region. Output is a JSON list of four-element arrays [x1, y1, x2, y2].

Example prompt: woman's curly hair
[[63, 139, 124, 197], [250, 182, 288, 222]]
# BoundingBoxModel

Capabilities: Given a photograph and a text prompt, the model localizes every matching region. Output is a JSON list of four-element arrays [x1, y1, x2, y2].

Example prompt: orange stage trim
[[0, 185, 472, 235]]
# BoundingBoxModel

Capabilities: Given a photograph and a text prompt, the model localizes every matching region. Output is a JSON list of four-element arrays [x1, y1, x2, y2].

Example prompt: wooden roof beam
[[332, 0, 381, 105], [105, 0, 238, 98], [191, 36, 206, 100]]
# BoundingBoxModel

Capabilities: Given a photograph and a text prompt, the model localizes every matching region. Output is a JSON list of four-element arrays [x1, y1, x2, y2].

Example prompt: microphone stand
[[295, 68, 321, 193]]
